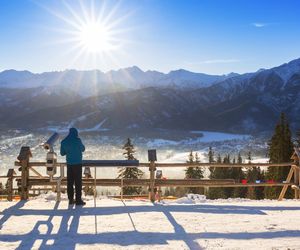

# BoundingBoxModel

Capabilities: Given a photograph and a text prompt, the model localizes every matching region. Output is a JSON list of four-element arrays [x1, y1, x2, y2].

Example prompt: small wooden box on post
[[17, 146, 32, 200], [148, 149, 157, 202]]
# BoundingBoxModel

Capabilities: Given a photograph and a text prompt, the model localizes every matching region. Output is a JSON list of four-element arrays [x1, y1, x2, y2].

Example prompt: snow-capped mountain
[[0, 66, 237, 96], [1, 58, 300, 134]]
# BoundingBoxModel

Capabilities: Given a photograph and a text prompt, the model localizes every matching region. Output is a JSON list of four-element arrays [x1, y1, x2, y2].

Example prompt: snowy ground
[[1, 194, 300, 250]]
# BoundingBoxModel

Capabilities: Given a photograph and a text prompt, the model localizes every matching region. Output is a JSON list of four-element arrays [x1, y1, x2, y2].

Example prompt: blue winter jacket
[[60, 128, 85, 165]]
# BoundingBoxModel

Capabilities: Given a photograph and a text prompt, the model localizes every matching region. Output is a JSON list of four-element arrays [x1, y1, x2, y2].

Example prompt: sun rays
[[37, 0, 133, 69], [33, 0, 138, 95]]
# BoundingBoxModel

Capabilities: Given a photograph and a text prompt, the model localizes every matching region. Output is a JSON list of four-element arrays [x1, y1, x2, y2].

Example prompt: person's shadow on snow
[[2, 202, 300, 249]]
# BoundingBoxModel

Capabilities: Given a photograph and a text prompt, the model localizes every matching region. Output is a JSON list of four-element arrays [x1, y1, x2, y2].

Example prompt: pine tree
[[247, 152, 252, 163], [217, 154, 222, 163], [245, 151, 265, 199], [0, 182, 3, 195], [185, 150, 195, 179], [208, 153, 227, 199], [232, 153, 246, 198], [208, 147, 215, 163], [246, 151, 255, 199], [207, 147, 215, 197], [208, 147, 215, 183], [238, 152, 243, 164], [195, 152, 200, 164], [117, 138, 144, 195], [188, 150, 194, 163], [223, 154, 235, 198], [265, 113, 294, 199], [246, 166, 265, 199], [185, 151, 204, 194]]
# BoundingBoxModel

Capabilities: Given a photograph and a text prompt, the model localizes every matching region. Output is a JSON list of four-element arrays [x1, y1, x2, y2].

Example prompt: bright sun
[[78, 22, 114, 52], [45, 0, 131, 62]]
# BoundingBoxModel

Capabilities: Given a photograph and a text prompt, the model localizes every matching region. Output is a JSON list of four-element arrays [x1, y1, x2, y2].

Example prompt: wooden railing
[[0, 146, 299, 202]]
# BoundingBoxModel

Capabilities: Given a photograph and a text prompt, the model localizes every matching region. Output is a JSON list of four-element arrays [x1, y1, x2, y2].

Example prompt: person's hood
[[68, 128, 79, 138]]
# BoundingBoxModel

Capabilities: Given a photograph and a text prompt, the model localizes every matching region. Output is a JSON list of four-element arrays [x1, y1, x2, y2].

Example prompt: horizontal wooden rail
[[15, 177, 294, 188], [82, 160, 139, 167], [14, 161, 140, 168], [14, 161, 293, 168], [153, 162, 293, 168], [0, 176, 17, 179]]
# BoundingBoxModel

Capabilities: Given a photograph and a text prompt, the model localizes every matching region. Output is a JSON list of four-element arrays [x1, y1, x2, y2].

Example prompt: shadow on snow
[[1, 201, 300, 249]]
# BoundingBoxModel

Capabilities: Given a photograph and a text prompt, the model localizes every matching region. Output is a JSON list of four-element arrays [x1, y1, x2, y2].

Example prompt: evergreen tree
[[188, 150, 194, 163], [245, 151, 265, 199], [208, 147, 215, 163], [117, 138, 144, 195], [217, 154, 222, 163], [208, 147, 216, 184], [232, 153, 246, 198], [247, 151, 252, 163], [185, 150, 195, 179], [265, 113, 294, 199], [246, 151, 255, 198], [185, 151, 204, 194], [223, 154, 235, 198], [0, 182, 3, 195], [207, 147, 215, 197], [208, 153, 228, 199], [238, 152, 243, 164], [195, 152, 200, 164]]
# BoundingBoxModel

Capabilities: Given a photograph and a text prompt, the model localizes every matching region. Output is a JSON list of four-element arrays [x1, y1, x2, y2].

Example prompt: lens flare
[[78, 22, 115, 52]]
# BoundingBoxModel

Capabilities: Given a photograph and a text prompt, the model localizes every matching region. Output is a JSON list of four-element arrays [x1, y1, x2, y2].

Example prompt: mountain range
[[1, 58, 300, 134], [0, 67, 237, 96]]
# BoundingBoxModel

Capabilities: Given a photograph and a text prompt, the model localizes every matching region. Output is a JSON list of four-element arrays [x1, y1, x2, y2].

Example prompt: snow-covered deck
[[1, 195, 300, 249]]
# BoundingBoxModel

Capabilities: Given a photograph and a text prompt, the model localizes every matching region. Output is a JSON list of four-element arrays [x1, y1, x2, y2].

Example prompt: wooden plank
[[278, 165, 295, 201], [154, 163, 293, 168], [82, 160, 139, 167], [19, 159, 30, 200], [155, 179, 235, 185], [149, 161, 156, 202], [294, 167, 299, 199], [14, 161, 293, 168], [15, 161, 140, 168], [22, 177, 294, 188]]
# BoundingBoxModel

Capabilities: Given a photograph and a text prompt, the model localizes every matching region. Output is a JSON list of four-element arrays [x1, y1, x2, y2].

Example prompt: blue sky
[[0, 0, 300, 74]]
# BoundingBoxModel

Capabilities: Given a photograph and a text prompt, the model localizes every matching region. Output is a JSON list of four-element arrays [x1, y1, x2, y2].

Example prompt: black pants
[[67, 164, 82, 202]]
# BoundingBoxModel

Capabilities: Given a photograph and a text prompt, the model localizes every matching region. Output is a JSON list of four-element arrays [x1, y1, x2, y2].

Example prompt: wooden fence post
[[278, 165, 294, 201], [294, 166, 299, 199], [291, 147, 300, 199], [149, 161, 156, 202], [17, 147, 32, 200], [148, 150, 157, 202], [6, 169, 15, 201], [298, 169, 300, 199]]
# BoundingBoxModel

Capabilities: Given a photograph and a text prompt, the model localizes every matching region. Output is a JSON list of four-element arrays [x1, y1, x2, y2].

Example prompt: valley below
[[0, 128, 268, 193]]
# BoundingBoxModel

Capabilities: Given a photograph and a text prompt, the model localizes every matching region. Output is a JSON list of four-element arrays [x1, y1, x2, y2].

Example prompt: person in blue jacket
[[60, 128, 86, 206]]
